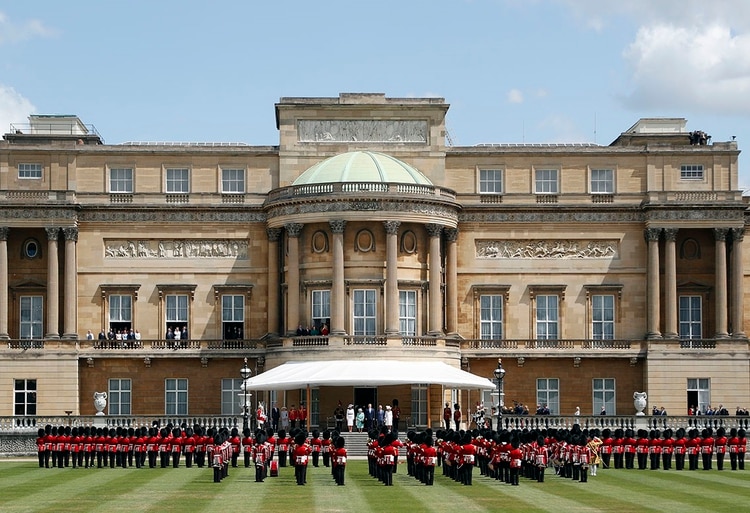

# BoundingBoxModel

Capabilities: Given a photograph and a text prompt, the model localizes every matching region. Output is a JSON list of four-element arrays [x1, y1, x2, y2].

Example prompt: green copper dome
[[293, 151, 432, 185]]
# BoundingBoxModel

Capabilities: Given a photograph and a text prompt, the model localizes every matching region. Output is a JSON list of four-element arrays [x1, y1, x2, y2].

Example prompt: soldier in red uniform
[[535, 436, 549, 482], [728, 428, 740, 470], [687, 429, 701, 470], [612, 428, 625, 469], [661, 429, 674, 470], [36, 428, 46, 468], [673, 428, 687, 470], [332, 435, 347, 485], [648, 430, 662, 470], [229, 427, 241, 468], [277, 429, 290, 467], [738, 428, 747, 470], [460, 432, 477, 485], [600, 428, 613, 470], [292, 432, 311, 485], [509, 436, 523, 486], [289, 404, 298, 430], [700, 428, 714, 470], [636, 429, 649, 470], [252, 431, 267, 482], [381, 432, 397, 486], [241, 428, 254, 468], [310, 429, 322, 467], [715, 427, 728, 471], [422, 434, 438, 486], [624, 429, 637, 470]]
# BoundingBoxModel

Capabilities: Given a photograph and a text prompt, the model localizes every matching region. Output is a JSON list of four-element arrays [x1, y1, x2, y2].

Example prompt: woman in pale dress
[[346, 404, 355, 432]]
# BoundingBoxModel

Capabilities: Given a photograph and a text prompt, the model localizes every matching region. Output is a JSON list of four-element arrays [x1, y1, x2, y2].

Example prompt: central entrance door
[[354, 387, 377, 412]]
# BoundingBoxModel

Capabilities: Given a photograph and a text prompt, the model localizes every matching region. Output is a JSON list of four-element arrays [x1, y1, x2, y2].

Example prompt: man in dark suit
[[271, 403, 280, 432], [365, 404, 376, 430]]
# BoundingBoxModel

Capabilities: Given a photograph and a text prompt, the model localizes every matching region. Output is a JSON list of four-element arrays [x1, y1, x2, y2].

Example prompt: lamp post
[[240, 358, 252, 431], [493, 358, 505, 428]]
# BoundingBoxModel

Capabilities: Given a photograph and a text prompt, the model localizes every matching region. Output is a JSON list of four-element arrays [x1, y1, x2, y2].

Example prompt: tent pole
[[306, 385, 311, 430]]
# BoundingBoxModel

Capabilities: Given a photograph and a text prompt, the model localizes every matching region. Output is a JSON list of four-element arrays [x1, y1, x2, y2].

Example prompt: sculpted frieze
[[460, 212, 644, 223], [298, 120, 428, 143], [266, 201, 458, 222], [647, 210, 744, 222], [80, 211, 266, 223], [476, 239, 618, 259], [105, 239, 249, 260]]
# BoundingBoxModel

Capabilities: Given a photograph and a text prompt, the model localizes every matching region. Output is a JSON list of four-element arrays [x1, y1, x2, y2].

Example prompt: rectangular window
[[110, 167, 133, 193], [311, 290, 330, 330], [679, 295, 702, 339], [593, 378, 615, 415], [590, 168, 614, 194], [109, 378, 132, 415], [18, 163, 42, 179], [536, 378, 559, 415], [165, 378, 188, 415], [535, 168, 558, 194], [221, 378, 244, 415], [687, 378, 711, 414], [536, 295, 559, 339], [221, 294, 244, 339], [353, 289, 376, 336], [411, 384, 428, 427], [592, 294, 615, 340], [310, 388, 320, 427], [20, 296, 43, 339], [221, 167, 245, 193], [480, 294, 503, 339], [680, 165, 704, 180], [166, 294, 188, 327], [479, 169, 503, 194], [109, 295, 132, 324], [399, 290, 416, 336], [166, 167, 189, 193], [14, 379, 37, 416]]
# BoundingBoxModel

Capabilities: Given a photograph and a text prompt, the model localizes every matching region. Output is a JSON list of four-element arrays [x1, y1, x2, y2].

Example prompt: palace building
[[1, 93, 748, 427]]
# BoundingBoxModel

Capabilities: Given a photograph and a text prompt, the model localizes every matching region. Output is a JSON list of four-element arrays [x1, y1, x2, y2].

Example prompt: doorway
[[354, 387, 377, 411]]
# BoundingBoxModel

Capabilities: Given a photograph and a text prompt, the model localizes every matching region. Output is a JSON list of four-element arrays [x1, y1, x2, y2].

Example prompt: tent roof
[[243, 360, 495, 390]]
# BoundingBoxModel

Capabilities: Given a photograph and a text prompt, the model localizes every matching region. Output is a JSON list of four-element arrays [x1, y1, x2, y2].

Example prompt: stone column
[[0, 227, 9, 339], [444, 227, 459, 335], [663, 228, 678, 338], [426, 223, 443, 335], [267, 228, 282, 336], [731, 228, 746, 338], [714, 228, 729, 338], [45, 227, 60, 339], [285, 223, 303, 336], [62, 227, 78, 339], [329, 220, 347, 336], [383, 221, 401, 335], [644, 228, 662, 339]]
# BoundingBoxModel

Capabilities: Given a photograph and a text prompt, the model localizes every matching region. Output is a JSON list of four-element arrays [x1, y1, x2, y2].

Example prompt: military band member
[[700, 428, 714, 471], [332, 436, 347, 485], [715, 427, 728, 471], [292, 432, 311, 485], [310, 429, 322, 467]]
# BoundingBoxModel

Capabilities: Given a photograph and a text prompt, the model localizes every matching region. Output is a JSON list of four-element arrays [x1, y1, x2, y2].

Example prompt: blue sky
[[2, 0, 749, 189]]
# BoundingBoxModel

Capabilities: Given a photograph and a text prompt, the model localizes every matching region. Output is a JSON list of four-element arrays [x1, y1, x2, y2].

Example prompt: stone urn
[[93, 391, 107, 416], [633, 391, 647, 416]]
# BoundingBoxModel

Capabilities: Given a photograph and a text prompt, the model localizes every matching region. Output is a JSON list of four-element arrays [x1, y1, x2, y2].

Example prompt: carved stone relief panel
[[298, 120, 428, 143], [105, 239, 249, 259], [476, 239, 618, 259]]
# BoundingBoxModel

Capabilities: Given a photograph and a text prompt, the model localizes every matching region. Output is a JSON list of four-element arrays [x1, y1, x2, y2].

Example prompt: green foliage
[[1, 460, 748, 513]]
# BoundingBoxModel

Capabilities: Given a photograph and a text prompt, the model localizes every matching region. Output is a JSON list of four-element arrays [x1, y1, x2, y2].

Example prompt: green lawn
[[0, 459, 747, 513]]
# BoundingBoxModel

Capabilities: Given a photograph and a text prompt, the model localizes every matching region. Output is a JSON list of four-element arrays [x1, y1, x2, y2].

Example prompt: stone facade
[[0, 93, 748, 426]]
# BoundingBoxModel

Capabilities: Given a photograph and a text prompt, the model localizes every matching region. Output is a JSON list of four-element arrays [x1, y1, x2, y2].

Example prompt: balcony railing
[[265, 181, 457, 203]]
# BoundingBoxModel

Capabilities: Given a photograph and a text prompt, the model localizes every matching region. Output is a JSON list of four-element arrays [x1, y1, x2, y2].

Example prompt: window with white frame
[[110, 167, 133, 193], [679, 295, 702, 339], [310, 388, 320, 427], [479, 168, 503, 194], [687, 378, 710, 414], [165, 378, 188, 415], [20, 296, 43, 339], [221, 167, 245, 193], [536, 378, 559, 415], [480, 294, 503, 339], [18, 163, 42, 179], [399, 290, 417, 336], [166, 294, 189, 335], [14, 379, 37, 416], [536, 295, 559, 339], [312, 290, 330, 331], [166, 167, 189, 193], [222, 294, 244, 340], [221, 378, 244, 415], [353, 289, 376, 336], [680, 165, 704, 180], [590, 168, 614, 194], [593, 378, 615, 415], [109, 294, 132, 334], [592, 294, 615, 340], [108, 378, 132, 415], [535, 168, 558, 194], [411, 384, 428, 427]]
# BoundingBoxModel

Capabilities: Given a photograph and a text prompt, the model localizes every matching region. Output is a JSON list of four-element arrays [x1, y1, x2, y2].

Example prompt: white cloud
[[537, 114, 591, 143], [507, 89, 524, 104], [0, 85, 35, 133], [0, 10, 55, 45]]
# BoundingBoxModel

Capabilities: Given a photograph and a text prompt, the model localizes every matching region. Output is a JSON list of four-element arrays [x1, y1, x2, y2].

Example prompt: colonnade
[[0, 226, 78, 340], [645, 227, 745, 339], [268, 221, 459, 337]]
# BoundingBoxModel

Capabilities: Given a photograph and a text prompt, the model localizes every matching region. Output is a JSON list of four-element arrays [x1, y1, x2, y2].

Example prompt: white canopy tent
[[243, 360, 496, 390]]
